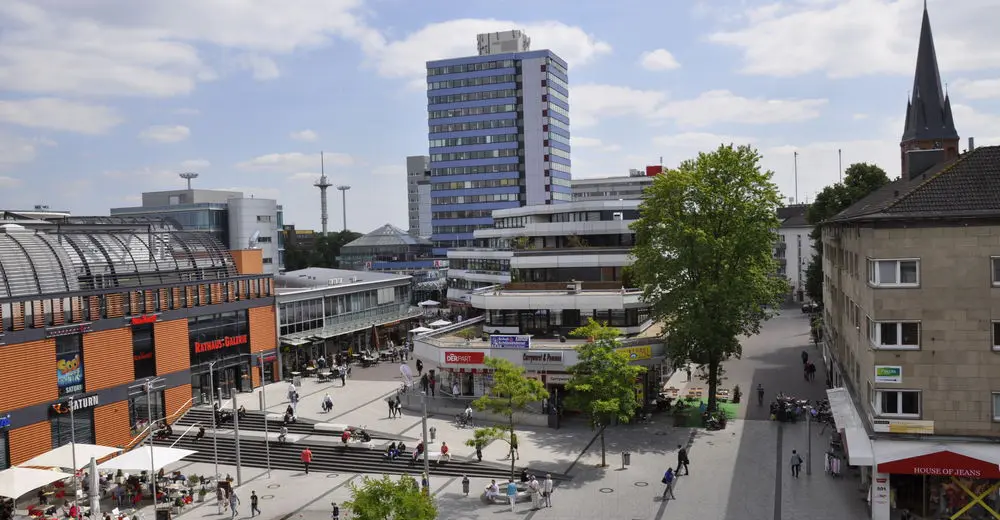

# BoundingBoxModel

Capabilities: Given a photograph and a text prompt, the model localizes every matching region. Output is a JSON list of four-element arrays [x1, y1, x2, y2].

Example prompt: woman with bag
[[661, 468, 676, 500]]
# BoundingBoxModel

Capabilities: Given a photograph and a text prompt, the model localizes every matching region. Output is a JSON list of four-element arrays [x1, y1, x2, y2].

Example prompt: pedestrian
[[510, 432, 519, 460], [790, 450, 804, 478], [250, 491, 260, 517], [331, 502, 340, 520], [394, 396, 402, 417], [416, 359, 424, 376], [685, 365, 691, 382], [801, 350, 809, 365], [676, 445, 690, 475], [216, 486, 225, 515], [387, 398, 396, 418], [475, 439, 483, 462], [340, 367, 346, 386], [528, 475, 541, 510], [661, 468, 676, 500], [757, 383, 765, 406], [506, 479, 518, 512], [228, 490, 240, 519], [288, 382, 296, 402], [543, 474, 554, 507], [301, 447, 313, 474], [429, 374, 436, 397]]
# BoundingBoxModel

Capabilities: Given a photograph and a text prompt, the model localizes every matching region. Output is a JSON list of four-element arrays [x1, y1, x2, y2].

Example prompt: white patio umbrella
[[88, 457, 101, 519], [417, 300, 441, 307], [409, 326, 433, 333], [98, 446, 196, 472], [428, 319, 452, 327], [0, 467, 73, 499], [19, 443, 120, 470]]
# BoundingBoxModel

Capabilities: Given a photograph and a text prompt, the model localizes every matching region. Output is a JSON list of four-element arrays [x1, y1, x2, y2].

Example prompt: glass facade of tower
[[426, 50, 571, 255]]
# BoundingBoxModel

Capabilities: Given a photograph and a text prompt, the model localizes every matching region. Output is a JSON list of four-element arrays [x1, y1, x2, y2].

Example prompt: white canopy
[[20, 443, 120, 470], [0, 467, 73, 499], [98, 446, 196, 472], [409, 326, 433, 333], [429, 319, 451, 327], [418, 300, 441, 307]]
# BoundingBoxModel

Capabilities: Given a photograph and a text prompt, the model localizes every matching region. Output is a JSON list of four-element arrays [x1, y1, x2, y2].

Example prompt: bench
[[425, 451, 451, 464], [314, 423, 350, 433], [265, 414, 285, 423]]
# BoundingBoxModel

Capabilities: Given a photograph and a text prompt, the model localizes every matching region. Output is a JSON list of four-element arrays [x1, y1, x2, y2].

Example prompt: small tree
[[567, 318, 646, 467], [455, 328, 479, 341], [465, 357, 548, 479], [343, 474, 437, 520]]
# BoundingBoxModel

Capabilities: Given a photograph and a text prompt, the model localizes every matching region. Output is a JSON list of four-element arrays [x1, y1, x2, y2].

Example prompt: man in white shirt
[[543, 474, 554, 508]]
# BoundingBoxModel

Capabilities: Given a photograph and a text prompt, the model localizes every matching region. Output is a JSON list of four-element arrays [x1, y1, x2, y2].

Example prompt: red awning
[[877, 448, 1000, 479]]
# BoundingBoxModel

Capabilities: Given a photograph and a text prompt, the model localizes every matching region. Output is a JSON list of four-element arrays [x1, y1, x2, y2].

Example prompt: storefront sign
[[546, 374, 572, 384], [874, 366, 902, 384], [51, 395, 100, 415], [444, 351, 486, 364], [0, 414, 10, 429], [877, 450, 1000, 479], [873, 418, 934, 434], [56, 352, 84, 394], [490, 335, 530, 349], [194, 334, 249, 354], [872, 475, 890, 520], [133, 351, 154, 362], [130, 314, 159, 326], [522, 351, 563, 365], [616, 346, 652, 361], [47, 323, 92, 338]]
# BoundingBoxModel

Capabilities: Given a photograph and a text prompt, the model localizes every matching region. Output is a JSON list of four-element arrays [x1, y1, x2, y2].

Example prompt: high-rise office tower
[[427, 30, 571, 255], [406, 155, 432, 238]]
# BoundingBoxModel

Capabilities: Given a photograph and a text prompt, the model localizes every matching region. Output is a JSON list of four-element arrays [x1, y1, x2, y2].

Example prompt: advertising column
[[871, 473, 890, 520]]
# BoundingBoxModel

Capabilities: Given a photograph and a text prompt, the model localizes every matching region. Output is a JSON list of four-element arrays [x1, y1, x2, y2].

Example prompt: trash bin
[[429, 426, 437, 442], [622, 451, 631, 466]]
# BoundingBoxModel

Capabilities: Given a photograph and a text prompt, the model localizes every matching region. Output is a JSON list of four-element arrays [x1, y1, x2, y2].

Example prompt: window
[[129, 390, 165, 433], [256, 215, 272, 223], [875, 390, 920, 417], [868, 321, 920, 349], [992, 322, 1000, 351], [51, 407, 95, 448], [132, 324, 156, 379], [56, 335, 84, 396], [993, 393, 1000, 421], [867, 259, 919, 287], [991, 257, 1000, 286]]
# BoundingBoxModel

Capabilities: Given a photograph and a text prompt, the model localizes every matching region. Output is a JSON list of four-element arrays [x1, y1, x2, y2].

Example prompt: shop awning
[[418, 300, 440, 307], [410, 326, 433, 334], [826, 387, 874, 466], [0, 467, 74, 500], [429, 319, 451, 327], [19, 443, 120, 470], [98, 446, 196, 472], [875, 440, 1000, 478]]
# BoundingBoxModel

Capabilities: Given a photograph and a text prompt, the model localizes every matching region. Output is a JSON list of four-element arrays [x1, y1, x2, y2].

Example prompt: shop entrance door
[[218, 367, 238, 400]]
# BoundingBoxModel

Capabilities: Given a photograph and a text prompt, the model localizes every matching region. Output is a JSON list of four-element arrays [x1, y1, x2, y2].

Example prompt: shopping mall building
[[0, 215, 277, 468]]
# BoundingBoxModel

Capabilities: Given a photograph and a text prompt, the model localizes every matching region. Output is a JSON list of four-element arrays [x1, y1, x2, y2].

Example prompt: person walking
[[790, 450, 804, 478], [676, 445, 690, 475], [330, 502, 340, 520], [339, 367, 347, 387], [509, 432, 520, 460], [250, 491, 260, 517], [228, 489, 240, 519], [506, 479, 518, 512], [475, 439, 483, 462], [543, 474, 554, 508], [757, 384, 765, 406], [216, 486, 226, 515], [301, 447, 314, 474], [387, 398, 396, 418], [661, 468, 676, 500], [416, 359, 424, 376], [528, 475, 541, 510]]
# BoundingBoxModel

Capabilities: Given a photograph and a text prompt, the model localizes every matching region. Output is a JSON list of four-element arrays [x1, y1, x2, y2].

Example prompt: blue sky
[[1, 0, 999, 232]]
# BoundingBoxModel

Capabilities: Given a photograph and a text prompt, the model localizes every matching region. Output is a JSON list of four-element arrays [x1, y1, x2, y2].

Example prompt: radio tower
[[314, 152, 333, 235], [179, 172, 199, 190]]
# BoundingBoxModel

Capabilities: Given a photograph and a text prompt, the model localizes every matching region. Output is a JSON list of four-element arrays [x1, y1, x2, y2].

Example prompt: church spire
[[901, 2, 959, 143]]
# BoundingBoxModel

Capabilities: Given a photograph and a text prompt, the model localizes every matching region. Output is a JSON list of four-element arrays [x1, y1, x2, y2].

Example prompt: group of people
[[661, 444, 690, 501], [801, 350, 817, 381], [485, 471, 554, 512]]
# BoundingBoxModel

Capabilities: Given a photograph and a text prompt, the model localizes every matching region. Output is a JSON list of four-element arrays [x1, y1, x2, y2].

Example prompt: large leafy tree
[[631, 144, 788, 413], [803, 162, 890, 302], [566, 318, 647, 467], [465, 357, 548, 479], [284, 230, 363, 270], [343, 474, 437, 520]]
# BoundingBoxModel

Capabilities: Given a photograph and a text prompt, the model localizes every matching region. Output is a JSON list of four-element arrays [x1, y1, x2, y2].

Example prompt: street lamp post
[[259, 352, 272, 478], [67, 399, 79, 511], [208, 361, 220, 480], [421, 391, 430, 491], [232, 392, 243, 486], [146, 377, 165, 510], [806, 407, 813, 476], [336, 185, 350, 232]]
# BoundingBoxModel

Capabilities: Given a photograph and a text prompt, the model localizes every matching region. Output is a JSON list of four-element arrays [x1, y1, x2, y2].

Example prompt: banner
[[56, 352, 84, 394]]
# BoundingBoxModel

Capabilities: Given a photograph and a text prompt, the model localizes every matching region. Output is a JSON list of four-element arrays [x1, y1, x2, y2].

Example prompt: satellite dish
[[249, 230, 261, 249]]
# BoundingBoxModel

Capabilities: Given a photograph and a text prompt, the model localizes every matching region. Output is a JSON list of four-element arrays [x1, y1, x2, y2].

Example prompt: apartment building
[[570, 167, 659, 201], [776, 205, 813, 301], [820, 6, 1000, 519]]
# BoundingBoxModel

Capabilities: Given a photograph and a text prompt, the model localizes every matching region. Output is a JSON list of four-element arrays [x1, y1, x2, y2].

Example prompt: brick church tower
[[900, 2, 960, 178]]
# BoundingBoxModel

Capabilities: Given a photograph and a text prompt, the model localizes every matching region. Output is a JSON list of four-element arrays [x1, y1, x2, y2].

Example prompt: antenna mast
[[314, 152, 334, 235]]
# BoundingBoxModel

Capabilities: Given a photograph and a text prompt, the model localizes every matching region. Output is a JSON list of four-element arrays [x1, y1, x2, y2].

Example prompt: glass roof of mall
[[0, 215, 237, 298]]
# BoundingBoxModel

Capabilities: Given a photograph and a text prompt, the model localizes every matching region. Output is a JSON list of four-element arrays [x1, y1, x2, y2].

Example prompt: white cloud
[[571, 136, 621, 152], [234, 54, 280, 80], [572, 84, 668, 128], [952, 78, 1000, 100], [370, 20, 611, 85], [180, 159, 211, 170], [237, 152, 354, 173], [290, 130, 319, 142], [639, 49, 680, 71], [0, 134, 55, 169], [0, 0, 380, 98], [371, 165, 399, 177], [853, 113, 869, 120], [651, 90, 828, 127], [708, 0, 1000, 78], [0, 98, 122, 134], [0, 176, 22, 188], [173, 108, 201, 116], [139, 125, 191, 143], [653, 132, 759, 149]]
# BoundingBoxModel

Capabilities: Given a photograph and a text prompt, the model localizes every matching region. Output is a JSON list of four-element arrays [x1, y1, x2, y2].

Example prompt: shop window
[[0, 430, 8, 470], [129, 390, 165, 433], [132, 324, 156, 379], [56, 334, 85, 396], [875, 390, 920, 418], [50, 408, 95, 448]]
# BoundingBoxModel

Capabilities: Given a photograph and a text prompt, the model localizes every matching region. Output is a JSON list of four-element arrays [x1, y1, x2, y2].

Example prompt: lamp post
[[805, 405, 813, 476], [259, 352, 272, 478], [145, 377, 165, 510], [232, 392, 243, 486], [65, 398, 79, 512], [421, 391, 430, 491], [208, 361, 220, 480], [336, 185, 350, 232]]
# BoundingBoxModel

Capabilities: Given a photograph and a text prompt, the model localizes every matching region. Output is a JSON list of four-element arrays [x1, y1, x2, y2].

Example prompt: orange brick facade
[[0, 339, 58, 410], [83, 328, 135, 392], [94, 401, 132, 449], [164, 384, 193, 424], [9, 421, 51, 465], [249, 305, 277, 354], [154, 319, 191, 375]]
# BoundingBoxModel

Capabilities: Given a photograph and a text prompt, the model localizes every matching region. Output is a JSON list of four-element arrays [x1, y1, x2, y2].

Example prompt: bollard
[[430, 426, 437, 443], [461, 476, 470, 496], [622, 451, 631, 469]]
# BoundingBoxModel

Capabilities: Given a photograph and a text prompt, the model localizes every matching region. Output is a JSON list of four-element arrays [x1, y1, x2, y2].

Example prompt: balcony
[[279, 305, 424, 345]]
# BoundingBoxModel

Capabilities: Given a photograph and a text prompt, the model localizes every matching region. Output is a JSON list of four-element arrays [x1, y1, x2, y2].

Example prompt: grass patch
[[672, 399, 741, 427]]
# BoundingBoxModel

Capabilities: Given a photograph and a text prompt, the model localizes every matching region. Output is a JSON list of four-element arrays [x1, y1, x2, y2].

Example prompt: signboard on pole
[[490, 335, 531, 349]]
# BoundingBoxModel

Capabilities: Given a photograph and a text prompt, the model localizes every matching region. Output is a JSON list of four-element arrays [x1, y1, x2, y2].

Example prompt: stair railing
[[170, 422, 204, 448], [123, 397, 196, 451]]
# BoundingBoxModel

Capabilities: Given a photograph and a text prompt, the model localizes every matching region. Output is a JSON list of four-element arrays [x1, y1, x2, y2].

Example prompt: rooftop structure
[[340, 224, 437, 272], [570, 170, 658, 201], [275, 267, 410, 293]]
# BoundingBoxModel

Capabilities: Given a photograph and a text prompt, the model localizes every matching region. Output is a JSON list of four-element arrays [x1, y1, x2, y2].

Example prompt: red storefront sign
[[130, 315, 158, 325], [444, 351, 485, 364], [877, 450, 1000, 479], [194, 334, 249, 354]]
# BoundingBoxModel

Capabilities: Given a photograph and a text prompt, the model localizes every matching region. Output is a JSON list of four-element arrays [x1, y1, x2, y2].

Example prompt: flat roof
[[275, 268, 410, 292], [492, 199, 639, 218]]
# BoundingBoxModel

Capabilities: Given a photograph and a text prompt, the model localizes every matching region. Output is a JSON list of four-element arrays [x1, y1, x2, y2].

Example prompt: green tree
[[343, 474, 436, 520], [465, 357, 548, 479], [630, 144, 789, 413], [803, 163, 890, 302], [284, 230, 363, 270], [566, 318, 647, 467]]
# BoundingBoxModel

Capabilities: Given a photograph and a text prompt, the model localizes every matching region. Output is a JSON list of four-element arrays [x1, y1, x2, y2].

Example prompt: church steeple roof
[[901, 3, 959, 143]]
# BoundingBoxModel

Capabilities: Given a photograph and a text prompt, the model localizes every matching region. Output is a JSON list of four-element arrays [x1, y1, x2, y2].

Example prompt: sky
[[1, 0, 1000, 233]]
